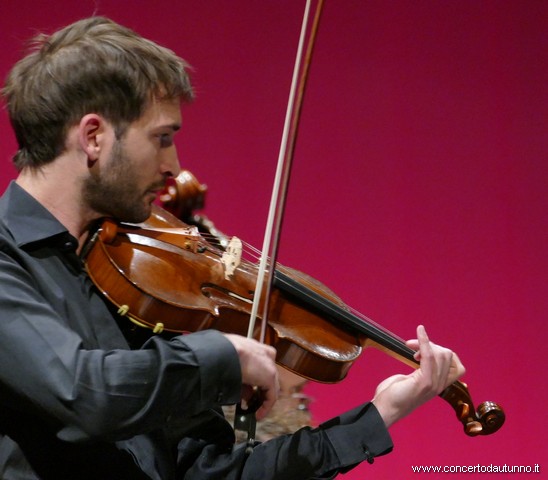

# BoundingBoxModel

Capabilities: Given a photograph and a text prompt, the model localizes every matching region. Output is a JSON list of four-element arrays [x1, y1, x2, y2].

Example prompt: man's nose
[[160, 147, 181, 178]]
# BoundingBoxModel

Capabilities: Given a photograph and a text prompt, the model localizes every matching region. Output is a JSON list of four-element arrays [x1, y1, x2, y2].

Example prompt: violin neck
[[273, 269, 419, 368]]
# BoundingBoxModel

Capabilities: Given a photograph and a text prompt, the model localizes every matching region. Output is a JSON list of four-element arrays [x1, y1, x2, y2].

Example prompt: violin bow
[[234, 0, 325, 448], [248, 0, 325, 342]]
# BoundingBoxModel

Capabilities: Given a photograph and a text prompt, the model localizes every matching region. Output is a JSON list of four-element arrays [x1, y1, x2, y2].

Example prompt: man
[[0, 17, 464, 479]]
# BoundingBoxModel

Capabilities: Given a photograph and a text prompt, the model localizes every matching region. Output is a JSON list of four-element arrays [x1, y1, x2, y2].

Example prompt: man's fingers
[[223, 334, 280, 417], [373, 325, 466, 428]]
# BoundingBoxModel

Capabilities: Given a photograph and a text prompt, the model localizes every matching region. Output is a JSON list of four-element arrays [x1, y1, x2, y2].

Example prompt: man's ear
[[77, 114, 110, 164]]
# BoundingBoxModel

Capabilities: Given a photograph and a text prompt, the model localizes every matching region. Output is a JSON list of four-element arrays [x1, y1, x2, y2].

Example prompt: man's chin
[[132, 206, 153, 224], [108, 205, 152, 224]]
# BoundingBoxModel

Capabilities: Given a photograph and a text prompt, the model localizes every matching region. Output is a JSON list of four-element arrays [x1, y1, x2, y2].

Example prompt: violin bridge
[[221, 236, 242, 280]]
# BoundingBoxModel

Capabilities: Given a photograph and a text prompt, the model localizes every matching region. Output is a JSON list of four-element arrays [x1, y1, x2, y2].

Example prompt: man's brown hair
[[2, 16, 194, 171]]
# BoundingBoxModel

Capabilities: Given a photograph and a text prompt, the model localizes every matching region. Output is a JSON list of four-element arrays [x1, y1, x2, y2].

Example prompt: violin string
[[195, 231, 412, 355]]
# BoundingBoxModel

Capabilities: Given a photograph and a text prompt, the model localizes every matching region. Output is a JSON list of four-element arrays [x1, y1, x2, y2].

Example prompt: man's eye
[[158, 134, 173, 147]]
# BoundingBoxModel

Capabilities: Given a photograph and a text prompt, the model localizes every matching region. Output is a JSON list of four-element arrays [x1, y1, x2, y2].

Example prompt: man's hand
[[372, 325, 465, 428], [223, 334, 280, 419]]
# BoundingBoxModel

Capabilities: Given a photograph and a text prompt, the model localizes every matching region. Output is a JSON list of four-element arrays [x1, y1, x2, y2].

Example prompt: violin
[[82, 176, 505, 436]]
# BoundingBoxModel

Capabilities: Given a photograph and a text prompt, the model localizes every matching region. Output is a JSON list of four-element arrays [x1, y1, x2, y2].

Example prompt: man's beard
[[83, 140, 161, 223]]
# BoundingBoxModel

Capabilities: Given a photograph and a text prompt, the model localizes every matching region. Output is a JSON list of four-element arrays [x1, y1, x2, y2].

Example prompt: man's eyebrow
[[156, 123, 181, 132]]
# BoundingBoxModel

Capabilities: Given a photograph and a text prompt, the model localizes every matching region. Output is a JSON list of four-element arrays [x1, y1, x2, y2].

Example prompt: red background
[[1, 1, 546, 478]]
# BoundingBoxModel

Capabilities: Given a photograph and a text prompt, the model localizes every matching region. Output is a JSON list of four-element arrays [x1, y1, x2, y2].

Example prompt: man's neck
[[16, 160, 99, 245]]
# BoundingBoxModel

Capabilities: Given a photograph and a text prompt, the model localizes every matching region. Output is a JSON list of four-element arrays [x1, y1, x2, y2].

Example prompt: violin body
[[85, 204, 364, 384]]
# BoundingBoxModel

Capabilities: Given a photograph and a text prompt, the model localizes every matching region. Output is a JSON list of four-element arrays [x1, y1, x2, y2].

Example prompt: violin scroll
[[158, 169, 230, 249], [159, 170, 207, 220], [440, 381, 505, 436]]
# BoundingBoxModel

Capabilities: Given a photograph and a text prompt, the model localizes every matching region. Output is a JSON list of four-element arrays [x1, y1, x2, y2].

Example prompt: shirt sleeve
[[175, 402, 393, 479], [58, 331, 243, 442]]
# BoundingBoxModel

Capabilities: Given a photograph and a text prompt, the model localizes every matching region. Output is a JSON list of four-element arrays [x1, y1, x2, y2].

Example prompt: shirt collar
[[0, 181, 75, 249]]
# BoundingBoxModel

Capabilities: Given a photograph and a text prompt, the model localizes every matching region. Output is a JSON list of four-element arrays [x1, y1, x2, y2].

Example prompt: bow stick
[[248, 0, 325, 341], [234, 0, 325, 447]]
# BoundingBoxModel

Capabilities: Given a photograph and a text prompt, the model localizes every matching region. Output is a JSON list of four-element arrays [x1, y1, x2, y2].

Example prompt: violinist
[[0, 17, 465, 479]]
